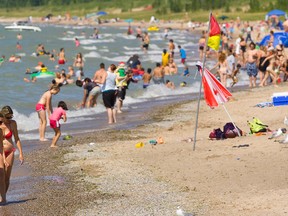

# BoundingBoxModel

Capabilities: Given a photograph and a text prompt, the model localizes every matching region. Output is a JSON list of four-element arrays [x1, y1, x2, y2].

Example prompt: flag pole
[[193, 12, 212, 151]]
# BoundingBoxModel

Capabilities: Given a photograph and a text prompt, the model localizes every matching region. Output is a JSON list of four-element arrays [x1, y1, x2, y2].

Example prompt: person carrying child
[[49, 101, 68, 148]]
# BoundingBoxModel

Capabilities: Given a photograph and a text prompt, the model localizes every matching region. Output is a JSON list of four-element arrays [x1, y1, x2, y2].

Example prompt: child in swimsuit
[[49, 101, 68, 148], [36, 83, 61, 141]]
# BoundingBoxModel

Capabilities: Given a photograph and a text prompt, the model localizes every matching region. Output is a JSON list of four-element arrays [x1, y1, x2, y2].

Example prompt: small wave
[[82, 46, 97, 50], [83, 51, 101, 58], [123, 46, 140, 51]]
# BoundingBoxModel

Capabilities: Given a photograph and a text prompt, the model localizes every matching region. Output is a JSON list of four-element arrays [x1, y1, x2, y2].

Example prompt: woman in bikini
[[73, 52, 84, 69], [36, 84, 61, 141], [0, 115, 5, 205], [0, 106, 24, 202], [211, 52, 230, 87]]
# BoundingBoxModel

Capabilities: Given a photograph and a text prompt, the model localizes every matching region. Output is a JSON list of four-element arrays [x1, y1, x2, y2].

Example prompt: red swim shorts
[[50, 119, 60, 129], [35, 103, 46, 112], [181, 58, 186, 64], [58, 59, 65, 65]]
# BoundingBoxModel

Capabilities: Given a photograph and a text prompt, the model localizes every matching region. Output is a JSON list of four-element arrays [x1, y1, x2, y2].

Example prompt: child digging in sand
[[49, 101, 68, 148]]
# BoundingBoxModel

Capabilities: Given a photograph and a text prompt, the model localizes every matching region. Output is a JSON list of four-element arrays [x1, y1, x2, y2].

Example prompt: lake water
[[0, 23, 249, 141]]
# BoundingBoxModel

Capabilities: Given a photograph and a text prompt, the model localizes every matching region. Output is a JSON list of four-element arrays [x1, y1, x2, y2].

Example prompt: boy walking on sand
[[49, 101, 68, 148]]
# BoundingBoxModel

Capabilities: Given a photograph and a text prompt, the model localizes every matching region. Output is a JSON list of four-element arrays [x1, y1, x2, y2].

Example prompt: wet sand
[[2, 81, 288, 215]]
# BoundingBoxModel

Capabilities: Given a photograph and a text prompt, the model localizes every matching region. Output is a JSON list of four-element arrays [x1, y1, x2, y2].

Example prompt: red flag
[[208, 15, 221, 51], [209, 15, 221, 36], [196, 62, 232, 108]]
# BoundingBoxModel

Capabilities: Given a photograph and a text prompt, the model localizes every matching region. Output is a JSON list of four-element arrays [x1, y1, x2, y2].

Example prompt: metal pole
[[193, 12, 212, 151]]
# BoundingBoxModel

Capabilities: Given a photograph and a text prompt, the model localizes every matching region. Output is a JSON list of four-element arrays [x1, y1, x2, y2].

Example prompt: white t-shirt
[[227, 54, 235, 75], [235, 37, 241, 55]]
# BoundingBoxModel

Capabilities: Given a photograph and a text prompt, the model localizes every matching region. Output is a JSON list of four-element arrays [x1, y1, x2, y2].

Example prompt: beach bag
[[223, 122, 243, 138], [247, 117, 268, 134], [209, 128, 226, 140]]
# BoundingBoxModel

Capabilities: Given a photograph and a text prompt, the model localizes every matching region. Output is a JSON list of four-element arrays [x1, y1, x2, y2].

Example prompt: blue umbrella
[[97, 11, 108, 16]]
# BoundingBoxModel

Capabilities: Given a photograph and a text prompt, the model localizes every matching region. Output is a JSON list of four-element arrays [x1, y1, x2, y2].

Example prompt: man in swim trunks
[[58, 48, 66, 65], [142, 68, 152, 88], [245, 42, 258, 87], [142, 32, 150, 53], [178, 45, 187, 65], [152, 63, 165, 84]]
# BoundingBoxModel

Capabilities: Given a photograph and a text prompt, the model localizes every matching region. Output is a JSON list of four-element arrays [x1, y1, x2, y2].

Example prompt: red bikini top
[[4, 130, 12, 139]]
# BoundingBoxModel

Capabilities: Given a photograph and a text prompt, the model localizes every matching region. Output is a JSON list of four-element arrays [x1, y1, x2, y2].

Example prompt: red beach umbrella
[[196, 61, 232, 108]]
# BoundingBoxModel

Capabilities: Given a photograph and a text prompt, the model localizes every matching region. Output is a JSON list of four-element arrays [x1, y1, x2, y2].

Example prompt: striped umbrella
[[196, 61, 232, 108]]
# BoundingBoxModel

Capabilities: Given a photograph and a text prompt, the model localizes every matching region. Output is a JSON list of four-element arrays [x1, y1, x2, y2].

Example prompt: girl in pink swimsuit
[[49, 101, 68, 148]]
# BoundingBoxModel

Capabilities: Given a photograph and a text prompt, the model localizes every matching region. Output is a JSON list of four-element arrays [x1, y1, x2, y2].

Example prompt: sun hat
[[267, 46, 274, 51]]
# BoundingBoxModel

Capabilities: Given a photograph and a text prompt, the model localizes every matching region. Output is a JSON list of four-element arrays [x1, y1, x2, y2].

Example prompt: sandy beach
[[1, 15, 288, 215], [1, 83, 288, 215]]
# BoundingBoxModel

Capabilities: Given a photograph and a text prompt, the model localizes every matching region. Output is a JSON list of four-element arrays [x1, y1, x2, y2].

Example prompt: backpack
[[209, 128, 226, 140], [247, 117, 268, 134], [223, 122, 243, 138]]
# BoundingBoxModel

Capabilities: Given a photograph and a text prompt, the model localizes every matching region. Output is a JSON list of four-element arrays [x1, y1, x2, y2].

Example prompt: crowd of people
[[198, 18, 287, 88], [1, 17, 287, 205]]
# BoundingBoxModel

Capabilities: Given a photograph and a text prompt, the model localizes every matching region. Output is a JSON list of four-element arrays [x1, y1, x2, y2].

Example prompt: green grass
[[0, 3, 283, 22]]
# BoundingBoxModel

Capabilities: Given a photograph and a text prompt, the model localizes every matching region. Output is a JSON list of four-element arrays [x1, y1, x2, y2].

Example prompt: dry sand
[[3, 83, 288, 215]]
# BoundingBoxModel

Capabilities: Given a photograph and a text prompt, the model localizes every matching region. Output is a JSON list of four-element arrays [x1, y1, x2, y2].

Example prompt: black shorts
[[142, 44, 149, 49], [117, 87, 127, 101], [102, 90, 117, 108]]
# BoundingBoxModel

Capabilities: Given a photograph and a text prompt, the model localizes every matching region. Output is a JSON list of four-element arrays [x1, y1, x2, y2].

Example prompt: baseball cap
[[119, 62, 125, 67]]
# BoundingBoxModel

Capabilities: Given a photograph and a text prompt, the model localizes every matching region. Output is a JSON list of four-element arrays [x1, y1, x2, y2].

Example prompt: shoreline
[[0, 16, 208, 32], [1, 15, 288, 215], [3, 81, 288, 215]]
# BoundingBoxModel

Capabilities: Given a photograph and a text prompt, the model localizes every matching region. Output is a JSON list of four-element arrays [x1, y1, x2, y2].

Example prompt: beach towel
[[255, 102, 273, 108]]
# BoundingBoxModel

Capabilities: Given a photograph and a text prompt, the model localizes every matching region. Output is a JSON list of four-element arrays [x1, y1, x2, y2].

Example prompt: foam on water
[[82, 46, 98, 50], [123, 46, 141, 51], [83, 51, 102, 58]]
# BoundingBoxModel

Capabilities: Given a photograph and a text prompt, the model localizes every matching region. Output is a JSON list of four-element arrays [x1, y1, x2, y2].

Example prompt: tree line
[[153, 0, 288, 13], [0, 0, 287, 13]]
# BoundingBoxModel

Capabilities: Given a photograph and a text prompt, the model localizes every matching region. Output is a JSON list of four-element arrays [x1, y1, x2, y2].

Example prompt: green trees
[[249, 0, 260, 12], [0, 0, 287, 12], [276, 0, 288, 10]]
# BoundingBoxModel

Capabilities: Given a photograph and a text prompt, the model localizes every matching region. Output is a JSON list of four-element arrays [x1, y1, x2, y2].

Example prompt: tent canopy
[[259, 32, 288, 47], [266, 9, 287, 17]]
